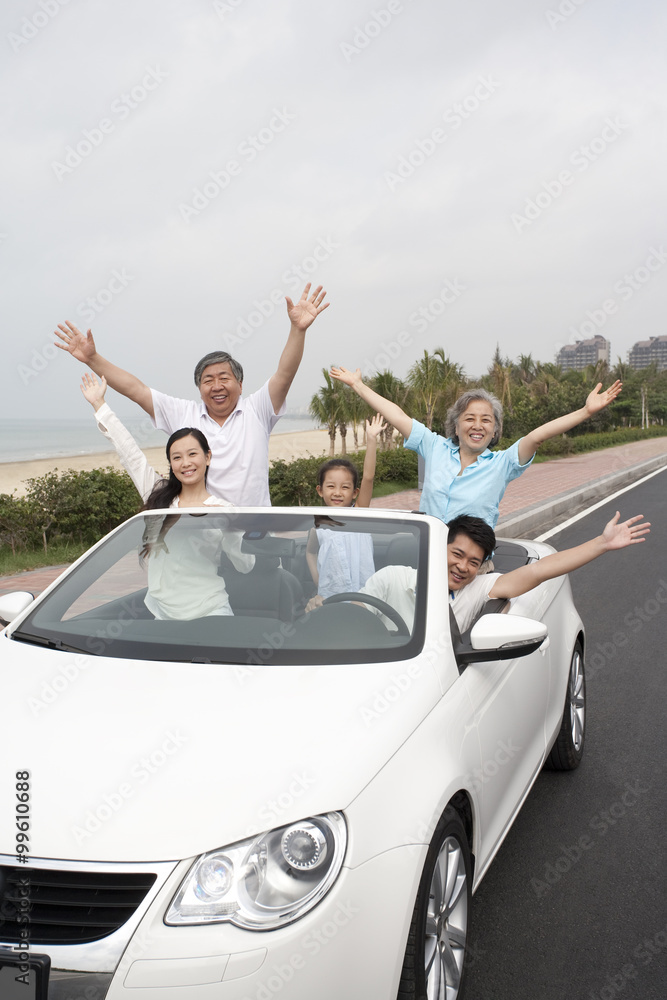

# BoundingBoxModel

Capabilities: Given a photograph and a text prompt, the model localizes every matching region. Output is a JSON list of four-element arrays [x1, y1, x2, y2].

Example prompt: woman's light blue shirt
[[405, 420, 533, 527]]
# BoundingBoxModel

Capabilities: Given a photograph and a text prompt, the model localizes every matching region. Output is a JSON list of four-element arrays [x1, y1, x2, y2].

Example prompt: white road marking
[[535, 465, 667, 542]]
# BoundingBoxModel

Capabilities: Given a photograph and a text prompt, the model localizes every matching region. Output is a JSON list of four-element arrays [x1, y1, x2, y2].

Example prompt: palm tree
[[612, 358, 632, 383], [337, 412, 348, 455], [434, 350, 466, 426], [407, 350, 442, 430], [516, 353, 536, 385], [488, 345, 513, 411], [368, 370, 408, 448], [407, 348, 466, 430], [309, 370, 343, 456], [342, 384, 365, 450], [531, 362, 562, 398]]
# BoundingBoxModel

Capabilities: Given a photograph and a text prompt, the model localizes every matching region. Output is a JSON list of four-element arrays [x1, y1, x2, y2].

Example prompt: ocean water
[[0, 415, 320, 464]]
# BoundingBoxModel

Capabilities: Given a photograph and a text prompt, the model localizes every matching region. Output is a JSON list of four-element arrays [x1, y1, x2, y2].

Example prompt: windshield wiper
[[10, 630, 91, 654]]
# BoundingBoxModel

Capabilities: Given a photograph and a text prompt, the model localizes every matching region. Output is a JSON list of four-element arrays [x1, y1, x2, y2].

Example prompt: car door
[[459, 624, 551, 871]]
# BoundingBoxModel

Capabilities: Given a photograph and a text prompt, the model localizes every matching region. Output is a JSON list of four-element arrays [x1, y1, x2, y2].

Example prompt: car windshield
[[14, 510, 428, 664]]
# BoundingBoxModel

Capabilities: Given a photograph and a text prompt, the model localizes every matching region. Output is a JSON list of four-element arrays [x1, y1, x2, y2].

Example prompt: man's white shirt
[[151, 380, 285, 507], [359, 565, 502, 632]]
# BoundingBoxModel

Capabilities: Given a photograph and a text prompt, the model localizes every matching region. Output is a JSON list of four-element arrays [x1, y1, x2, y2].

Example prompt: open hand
[[585, 380, 622, 415], [330, 365, 362, 389], [80, 372, 107, 411], [366, 413, 386, 439], [55, 321, 97, 364], [601, 511, 650, 551], [285, 283, 329, 331]]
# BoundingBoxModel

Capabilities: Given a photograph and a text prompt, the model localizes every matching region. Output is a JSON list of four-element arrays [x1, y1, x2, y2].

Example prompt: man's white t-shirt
[[359, 564, 417, 632], [359, 565, 502, 633], [151, 380, 285, 507], [449, 572, 502, 632]]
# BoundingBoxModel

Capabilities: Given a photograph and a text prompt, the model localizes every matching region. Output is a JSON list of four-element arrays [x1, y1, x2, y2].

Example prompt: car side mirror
[[0, 591, 35, 627], [454, 614, 548, 669]]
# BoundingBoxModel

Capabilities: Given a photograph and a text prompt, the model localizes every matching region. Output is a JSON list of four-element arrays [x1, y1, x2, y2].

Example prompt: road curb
[[497, 453, 667, 538]]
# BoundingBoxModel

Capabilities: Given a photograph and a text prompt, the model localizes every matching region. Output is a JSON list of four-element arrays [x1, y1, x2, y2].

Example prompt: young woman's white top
[[94, 403, 254, 620]]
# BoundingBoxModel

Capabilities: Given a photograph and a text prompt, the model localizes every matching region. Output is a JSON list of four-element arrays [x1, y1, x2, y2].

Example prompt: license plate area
[[0, 951, 50, 1000]]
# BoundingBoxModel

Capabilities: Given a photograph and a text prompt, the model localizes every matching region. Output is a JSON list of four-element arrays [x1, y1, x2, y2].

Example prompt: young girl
[[305, 414, 384, 610], [80, 373, 253, 619]]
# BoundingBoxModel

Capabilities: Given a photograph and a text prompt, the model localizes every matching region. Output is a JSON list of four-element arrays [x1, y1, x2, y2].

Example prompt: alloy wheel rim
[[424, 836, 468, 999], [569, 650, 585, 751]]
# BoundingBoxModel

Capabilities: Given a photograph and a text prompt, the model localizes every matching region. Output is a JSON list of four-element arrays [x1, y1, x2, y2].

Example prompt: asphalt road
[[465, 470, 667, 1000]]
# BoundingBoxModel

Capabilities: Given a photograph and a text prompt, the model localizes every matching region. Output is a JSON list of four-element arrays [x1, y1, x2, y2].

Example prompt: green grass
[[0, 541, 88, 578], [372, 479, 417, 498]]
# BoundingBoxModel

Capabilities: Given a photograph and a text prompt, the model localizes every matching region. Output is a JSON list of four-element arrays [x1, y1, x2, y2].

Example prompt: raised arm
[[517, 381, 622, 465], [330, 366, 413, 440], [268, 284, 330, 413], [489, 511, 649, 600], [356, 413, 386, 508], [80, 372, 160, 502], [56, 321, 154, 418]]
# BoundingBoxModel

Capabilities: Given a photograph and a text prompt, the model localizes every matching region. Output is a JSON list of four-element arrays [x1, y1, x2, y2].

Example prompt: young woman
[[80, 373, 253, 619]]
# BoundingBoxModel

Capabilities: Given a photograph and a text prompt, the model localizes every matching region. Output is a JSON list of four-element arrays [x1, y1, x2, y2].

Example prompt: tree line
[[309, 347, 667, 453]]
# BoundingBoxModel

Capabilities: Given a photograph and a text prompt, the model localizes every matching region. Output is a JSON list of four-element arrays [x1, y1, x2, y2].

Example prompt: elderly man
[[56, 283, 329, 506], [358, 512, 649, 632]]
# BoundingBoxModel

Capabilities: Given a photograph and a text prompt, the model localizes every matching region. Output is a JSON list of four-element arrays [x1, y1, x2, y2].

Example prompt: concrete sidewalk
[[2, 437, 666, 598]]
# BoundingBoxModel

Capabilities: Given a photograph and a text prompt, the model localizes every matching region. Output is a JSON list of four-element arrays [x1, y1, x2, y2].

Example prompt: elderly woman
[[330, 367, 621, 527]]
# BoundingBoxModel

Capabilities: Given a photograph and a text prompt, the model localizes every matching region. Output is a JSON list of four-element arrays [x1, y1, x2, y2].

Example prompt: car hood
[[1, 636, 443, 862]]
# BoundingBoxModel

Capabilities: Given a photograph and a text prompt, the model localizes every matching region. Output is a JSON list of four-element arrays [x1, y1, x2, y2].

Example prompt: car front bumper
[[1, 845, 426, 1000]]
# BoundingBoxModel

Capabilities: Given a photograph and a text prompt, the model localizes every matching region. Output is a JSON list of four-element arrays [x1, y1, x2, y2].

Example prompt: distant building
[[628, 335, 667, 371], [557, 335, 610, 371]]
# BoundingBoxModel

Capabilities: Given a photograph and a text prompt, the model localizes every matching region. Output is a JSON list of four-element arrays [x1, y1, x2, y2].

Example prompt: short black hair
[[317, 458, 360, 490], [446, 515, 496, 562]]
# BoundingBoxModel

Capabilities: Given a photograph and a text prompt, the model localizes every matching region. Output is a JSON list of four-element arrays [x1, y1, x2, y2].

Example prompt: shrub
[[23, 467, 139, 547], [0, 494, 43, 555], [268, 447, 418, 506], [495, 425, 667, 459]]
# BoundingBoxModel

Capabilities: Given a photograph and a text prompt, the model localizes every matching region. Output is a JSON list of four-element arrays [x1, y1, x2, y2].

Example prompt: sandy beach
[[0, 428, 345, 497]]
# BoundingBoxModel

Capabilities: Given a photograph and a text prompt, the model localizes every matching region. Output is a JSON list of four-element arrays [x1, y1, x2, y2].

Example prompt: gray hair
[[193, 352, 244, 387], [445, 388, 503, 447]]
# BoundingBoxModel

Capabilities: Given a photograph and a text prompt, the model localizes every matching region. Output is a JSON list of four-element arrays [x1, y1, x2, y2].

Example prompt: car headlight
[[165, 812, 346, 930]]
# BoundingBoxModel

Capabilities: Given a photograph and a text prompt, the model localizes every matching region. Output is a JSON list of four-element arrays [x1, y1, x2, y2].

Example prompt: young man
[[55, 283, 329, 506], [329, 366, 622, 527], [359, 512, 649, 632]]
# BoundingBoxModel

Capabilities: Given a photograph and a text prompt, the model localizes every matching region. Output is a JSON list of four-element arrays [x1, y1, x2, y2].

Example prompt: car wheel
[[398, 806, 472, 1000], [545, 640, 585, 771]]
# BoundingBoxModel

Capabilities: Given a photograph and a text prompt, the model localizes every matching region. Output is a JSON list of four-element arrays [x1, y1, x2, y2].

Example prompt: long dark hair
[[143, 428, 211, 510]]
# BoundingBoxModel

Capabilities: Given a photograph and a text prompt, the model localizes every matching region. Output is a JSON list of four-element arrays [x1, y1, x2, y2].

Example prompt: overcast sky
[[2, 0, 666, 420]]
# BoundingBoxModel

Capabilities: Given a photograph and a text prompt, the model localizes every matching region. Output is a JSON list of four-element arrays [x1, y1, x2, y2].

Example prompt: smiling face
[[198, 362, 243, 423], [168, 434, 211, 487], [447, 532, 487, 592], [454, 400, 497, 455], [316, 468, 359, 507]]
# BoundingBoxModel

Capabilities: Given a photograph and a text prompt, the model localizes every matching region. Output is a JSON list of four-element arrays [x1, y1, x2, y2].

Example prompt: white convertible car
[[0, 507, 585, 1000]]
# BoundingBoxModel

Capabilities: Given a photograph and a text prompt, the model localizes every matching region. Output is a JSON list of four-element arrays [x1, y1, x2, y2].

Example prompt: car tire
[[545, 640, 585, 771], [398, 805, 472, 1000]]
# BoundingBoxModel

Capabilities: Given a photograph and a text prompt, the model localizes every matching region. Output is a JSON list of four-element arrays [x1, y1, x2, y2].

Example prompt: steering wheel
[[322, 592, 410, 637]]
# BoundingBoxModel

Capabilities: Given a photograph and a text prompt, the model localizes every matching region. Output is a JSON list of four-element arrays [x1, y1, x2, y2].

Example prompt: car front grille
[[0, 865, 157, 944]]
